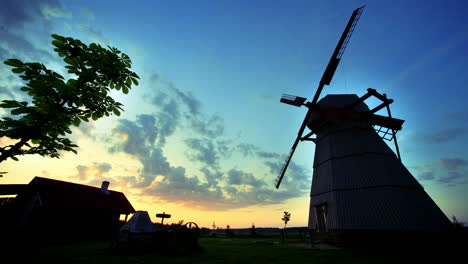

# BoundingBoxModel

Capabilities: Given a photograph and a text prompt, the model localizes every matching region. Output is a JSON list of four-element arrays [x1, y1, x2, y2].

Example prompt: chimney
[[100, 181, 110, 194]]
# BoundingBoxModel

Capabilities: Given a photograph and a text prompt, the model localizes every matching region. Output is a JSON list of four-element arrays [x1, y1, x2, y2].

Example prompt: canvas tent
[[120, 210, 155, 233], [119, 210, 156, 246]]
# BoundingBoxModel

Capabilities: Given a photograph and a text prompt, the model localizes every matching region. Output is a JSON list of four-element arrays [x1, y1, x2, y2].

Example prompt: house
[[0, 177, 135, 242]]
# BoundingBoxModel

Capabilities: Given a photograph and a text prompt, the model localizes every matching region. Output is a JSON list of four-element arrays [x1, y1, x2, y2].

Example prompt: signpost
[[156, 212, 171, 226]]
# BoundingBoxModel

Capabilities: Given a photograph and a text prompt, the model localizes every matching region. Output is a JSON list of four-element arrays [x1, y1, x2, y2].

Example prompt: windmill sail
[[280, 94, 307, 107], [312, 6, 365, 105], [275, 6, 365, 189], [275, 137, 299, 188]]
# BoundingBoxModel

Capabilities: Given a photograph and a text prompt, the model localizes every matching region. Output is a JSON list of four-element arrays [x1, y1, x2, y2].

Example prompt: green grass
[[9, 237, 430, 264]]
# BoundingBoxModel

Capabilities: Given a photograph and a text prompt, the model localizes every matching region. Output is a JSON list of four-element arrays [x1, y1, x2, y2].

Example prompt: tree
[[452, 215, 466, 230], [282, 211, 291, 229], [225, 224, 232, 237], [281, 211, 291, 242], [0, 34, 139, 164], [250, 223, 257, 237]]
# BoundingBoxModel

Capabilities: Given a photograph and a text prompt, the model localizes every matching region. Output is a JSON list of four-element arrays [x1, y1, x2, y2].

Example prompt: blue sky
[[1, 0, 467, 227]]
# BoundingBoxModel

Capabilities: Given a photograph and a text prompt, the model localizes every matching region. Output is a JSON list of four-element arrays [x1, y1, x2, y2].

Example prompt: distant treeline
[[218, 227, 309, 234]]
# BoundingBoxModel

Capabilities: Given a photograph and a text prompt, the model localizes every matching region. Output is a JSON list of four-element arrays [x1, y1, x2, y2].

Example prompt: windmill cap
[[318, 94, 369, 111]]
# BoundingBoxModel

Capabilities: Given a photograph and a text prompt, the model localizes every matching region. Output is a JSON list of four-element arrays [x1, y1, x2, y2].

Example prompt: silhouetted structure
[[0, 177, 134, 242], [275, 6, 452, 245]]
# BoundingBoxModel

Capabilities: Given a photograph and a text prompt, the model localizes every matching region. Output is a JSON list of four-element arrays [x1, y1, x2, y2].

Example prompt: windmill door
[[315, 204, 328, 232]]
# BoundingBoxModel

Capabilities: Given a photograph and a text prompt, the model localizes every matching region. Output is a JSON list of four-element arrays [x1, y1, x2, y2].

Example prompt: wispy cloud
[[437, 171, 464, 185], [78, 7, 95, 21], [0, 0, 73, 103], [437, 158, 468, 170], [419, 128, 467, 143], [416, 171, 435, 181]]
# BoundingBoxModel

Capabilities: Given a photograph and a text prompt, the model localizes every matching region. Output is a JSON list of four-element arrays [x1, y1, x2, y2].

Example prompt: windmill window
[[314, 204, 328, 233]]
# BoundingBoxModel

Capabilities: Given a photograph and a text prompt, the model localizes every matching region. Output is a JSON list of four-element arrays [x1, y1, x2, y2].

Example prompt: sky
[[1, 0, 467, 228]]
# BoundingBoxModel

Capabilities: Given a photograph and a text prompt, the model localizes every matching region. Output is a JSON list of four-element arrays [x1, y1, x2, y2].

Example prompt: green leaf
[[64, 57, 73, 64], [91, 113, 98, 121], [11, 108, 25, 115], [112, 108, 121, 116], [11, 156, 19, 161], [31, 139, 40, 144], [11, 67, 25, 73], [4, 59, 23, 67], [51, 40, 63, 47], [0, 100, 20, 108], [72, 118, 81, 127], [131, 78, 139, 86], [122, 86, 129, 94], [51, 34, 65, 41], [125, 77, 131, 86]]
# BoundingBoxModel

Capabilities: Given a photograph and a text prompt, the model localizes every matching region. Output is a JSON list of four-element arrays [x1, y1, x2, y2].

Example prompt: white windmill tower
[[275, 6, 452, 245]]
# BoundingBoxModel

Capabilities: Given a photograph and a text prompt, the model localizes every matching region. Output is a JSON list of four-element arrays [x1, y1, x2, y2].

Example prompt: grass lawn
[[7, 237, 418, 264]]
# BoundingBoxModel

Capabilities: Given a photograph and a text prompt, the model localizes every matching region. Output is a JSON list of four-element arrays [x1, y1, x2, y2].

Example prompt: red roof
[[27, 177, 135, 214]]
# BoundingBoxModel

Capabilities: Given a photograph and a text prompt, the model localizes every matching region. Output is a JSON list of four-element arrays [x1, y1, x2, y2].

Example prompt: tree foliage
[[452, 215, 466, 230], [282, 211, 291, 228], [0, 34, 139, 163]]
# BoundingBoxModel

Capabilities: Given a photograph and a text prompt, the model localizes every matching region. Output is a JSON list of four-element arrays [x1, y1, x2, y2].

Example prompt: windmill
[[275, 6, 452, 244]]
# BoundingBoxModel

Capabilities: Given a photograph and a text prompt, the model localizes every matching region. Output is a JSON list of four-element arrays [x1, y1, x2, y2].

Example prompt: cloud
[[190, 114, 224, 138], [420, 128, 467, 143], [442, 111, 468, 123], [263, 157, 310, 191], [168, 83, 202, 115], [437, 171, 464, 184], [410, 164, 431, 170], [185, 138, 219, 167], [0, 0, 73, 102], [256, 151, 281, 159], [148, 74, 226, 139], [235, 143, 258, 157], [417, 171, 435, 181], [254, 93, 276, 102], [227, 169, 265, 187], [109, 111, 310, 209], [71, 162, 112, 181], [437, 158, 468, 170], [143, 166, 229, 209], [76, 24, 110, 45], [200, 167, 223, 187], [110, 114, 175, 187], [0, 0, 69, 28], [105, 71, 311, 209], [78, 7, 95, 21], [144, 164, 306, 210], [41, 2, 72, 19]]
